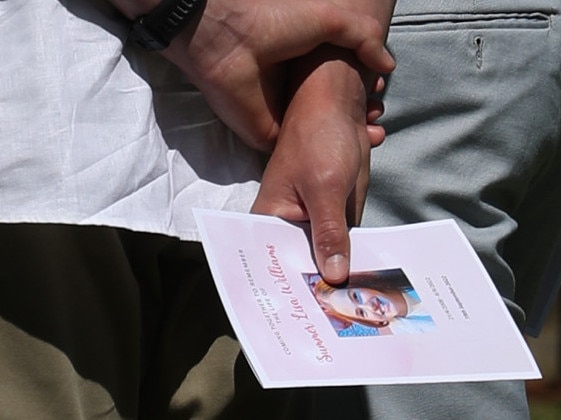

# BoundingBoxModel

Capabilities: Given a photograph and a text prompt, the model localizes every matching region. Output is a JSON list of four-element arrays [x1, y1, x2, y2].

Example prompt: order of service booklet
[[193, 209, 540, 388]]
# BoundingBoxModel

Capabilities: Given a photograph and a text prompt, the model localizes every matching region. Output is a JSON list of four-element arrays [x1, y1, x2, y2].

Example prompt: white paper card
[[194, 209, 540, 388]]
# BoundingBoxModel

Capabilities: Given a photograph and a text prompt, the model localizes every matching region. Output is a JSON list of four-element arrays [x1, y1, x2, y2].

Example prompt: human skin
[[316, 285, 408, 327], [109, 0, 396, 284], [252, 0, 396, 284], [110, 0, 395, 150]]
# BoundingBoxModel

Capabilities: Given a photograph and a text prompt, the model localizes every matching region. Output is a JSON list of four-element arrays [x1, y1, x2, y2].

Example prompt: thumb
[[307, 201, 351, 286]]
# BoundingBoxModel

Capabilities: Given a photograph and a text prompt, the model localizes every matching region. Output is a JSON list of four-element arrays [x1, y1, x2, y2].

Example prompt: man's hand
[[251, 47, 387, 284], [251, 0, 395, 284], [109, 0, 395, 284], [159, 0, 395, 151]]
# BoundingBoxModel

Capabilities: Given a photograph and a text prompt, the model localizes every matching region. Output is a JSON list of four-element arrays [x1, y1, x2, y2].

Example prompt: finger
[[366, 124, 386, 147], [310, 210, 351, 285], [366, 98, 384, 121], [366, 98, 385, 147], [302, 177, 352, 285], [371, 75, 386, 94], [251, 192, 309, 221], [312, 224, 351, 287], [251, 168, 309, 221], [321, 7, 396, 73], [346, 133, 372, 224], [265, 3, 395, 74], [254, 179, 351, 286]]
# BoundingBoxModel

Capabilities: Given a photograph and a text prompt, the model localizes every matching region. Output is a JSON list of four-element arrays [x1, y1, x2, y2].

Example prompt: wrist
[[288, 46, 368, 119], [110, 0, 162, 20], [109, 0, 206, 50]]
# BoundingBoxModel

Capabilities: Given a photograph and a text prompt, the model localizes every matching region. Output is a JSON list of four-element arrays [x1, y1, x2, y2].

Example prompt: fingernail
[[383, 48, 396, 70], [324, 254, 349, 282]]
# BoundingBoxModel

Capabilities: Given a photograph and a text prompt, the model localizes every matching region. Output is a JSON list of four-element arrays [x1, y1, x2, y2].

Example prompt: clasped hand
[[160, 0, 395, 284]]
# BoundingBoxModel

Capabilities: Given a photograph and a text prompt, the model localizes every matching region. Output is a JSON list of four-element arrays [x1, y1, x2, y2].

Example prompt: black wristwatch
[[130, 0, 206, 51]]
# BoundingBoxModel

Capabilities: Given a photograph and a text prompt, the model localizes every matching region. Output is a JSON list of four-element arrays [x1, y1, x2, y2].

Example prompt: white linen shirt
[[0, 0, 262, 242]]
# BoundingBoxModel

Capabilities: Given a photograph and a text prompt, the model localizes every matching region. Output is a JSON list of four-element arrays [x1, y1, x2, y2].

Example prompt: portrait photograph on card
[[302, 269, 436, 337]]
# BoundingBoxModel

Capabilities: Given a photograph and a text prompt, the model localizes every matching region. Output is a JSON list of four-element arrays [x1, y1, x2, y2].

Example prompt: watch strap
[[130, 0, 205, 50]]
